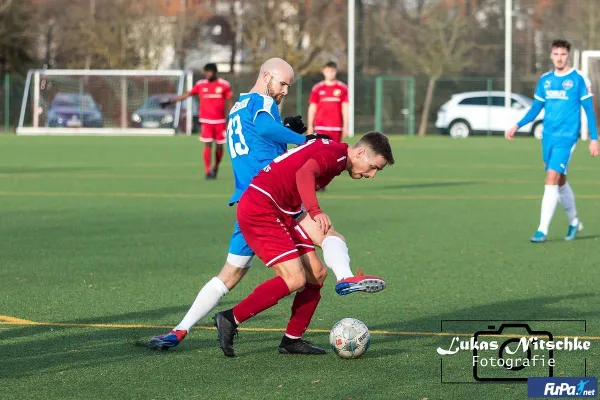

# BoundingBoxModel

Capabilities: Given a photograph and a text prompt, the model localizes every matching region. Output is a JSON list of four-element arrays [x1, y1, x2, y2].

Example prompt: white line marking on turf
[[2, 191, 600, 201], [1, 316, 599, 340]]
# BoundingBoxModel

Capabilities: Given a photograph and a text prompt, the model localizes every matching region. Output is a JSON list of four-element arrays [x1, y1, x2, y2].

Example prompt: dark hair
[[356, 131, 395, 165], [204, 63, 218, 73], [551, 39, 571, 52], [324, 61, 337, 69]]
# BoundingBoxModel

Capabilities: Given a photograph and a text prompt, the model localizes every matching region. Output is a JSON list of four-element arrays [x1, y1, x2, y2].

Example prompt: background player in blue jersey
[[506, 39, 599, 242], [149, 58, 385, 352]]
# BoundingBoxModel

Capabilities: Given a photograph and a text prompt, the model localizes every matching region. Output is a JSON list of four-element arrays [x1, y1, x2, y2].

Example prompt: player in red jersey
[[307, 61, 349, 143], [163, 63, 233, 179], [213, 132, 394, 357]]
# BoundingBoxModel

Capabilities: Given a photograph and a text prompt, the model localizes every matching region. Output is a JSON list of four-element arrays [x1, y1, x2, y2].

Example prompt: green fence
[[0, 72, 539, 134], [223, 73, 538, 136], [0, 74, 26, 132]]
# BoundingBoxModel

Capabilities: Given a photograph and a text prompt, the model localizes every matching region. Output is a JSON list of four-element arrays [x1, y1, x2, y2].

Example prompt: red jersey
[[249, 139, 348, 216], [309, 80, 348, 132], [189, 78, 232, 124]]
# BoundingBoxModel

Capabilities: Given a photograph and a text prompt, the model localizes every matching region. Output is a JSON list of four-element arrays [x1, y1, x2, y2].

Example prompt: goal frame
[[16, 69, 194, 136], [580, 51, 600, 141]]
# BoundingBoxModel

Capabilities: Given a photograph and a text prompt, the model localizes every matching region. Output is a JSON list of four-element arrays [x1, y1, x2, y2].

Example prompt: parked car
[[435, 91, 544, 139], [131, 94, 200, 133], [46, 93, 104, 128]]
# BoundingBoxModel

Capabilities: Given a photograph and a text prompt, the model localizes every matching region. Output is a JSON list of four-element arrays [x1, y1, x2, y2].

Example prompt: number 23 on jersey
[[227, 115, 249, 158]]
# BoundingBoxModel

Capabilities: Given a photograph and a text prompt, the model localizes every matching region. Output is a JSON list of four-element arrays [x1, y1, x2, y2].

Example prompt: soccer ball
[[329, 318, 370, 359]]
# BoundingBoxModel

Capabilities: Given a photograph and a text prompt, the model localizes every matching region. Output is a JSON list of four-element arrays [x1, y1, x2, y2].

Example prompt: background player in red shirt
[[213, 132, 395, 357], [306, 61, 349, 142], [163, 63, 233, 179]]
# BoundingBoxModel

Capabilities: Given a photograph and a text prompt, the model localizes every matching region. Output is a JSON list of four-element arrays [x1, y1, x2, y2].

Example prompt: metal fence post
[[408, 77, 416, 136], [143, 77, 148, 105], [295, 75, 303, 117], [487, 78, 493, 136], [374, 76, 383, 132], [4, 74, 9, 132]]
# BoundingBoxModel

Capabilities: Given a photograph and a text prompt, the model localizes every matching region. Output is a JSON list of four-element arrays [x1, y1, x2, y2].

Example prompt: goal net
[[580, 51, 600, 141], [16, 70, 194, 136]]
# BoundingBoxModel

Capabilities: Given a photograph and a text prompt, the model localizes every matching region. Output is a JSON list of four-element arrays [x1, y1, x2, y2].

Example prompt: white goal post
[[580, 51, 600, 141], [17, 69, 194, 136]]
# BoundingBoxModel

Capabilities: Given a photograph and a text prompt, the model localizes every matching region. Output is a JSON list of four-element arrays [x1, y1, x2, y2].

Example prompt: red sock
[[214, 146, 223, 170], [203, 146, 211, 174], [233, 276, 291, 324], [285, 283, 322, 338]]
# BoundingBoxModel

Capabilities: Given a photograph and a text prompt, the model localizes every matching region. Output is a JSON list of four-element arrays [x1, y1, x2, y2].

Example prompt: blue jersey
[[534, 69, 592, 142], [226, 93, 287, 205]]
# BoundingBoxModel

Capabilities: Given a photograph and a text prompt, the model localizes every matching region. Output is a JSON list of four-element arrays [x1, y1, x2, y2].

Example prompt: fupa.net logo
[[528, 377, 598, 398]]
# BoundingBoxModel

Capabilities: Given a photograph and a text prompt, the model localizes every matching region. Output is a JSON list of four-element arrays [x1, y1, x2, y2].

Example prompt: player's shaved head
[[259, 58, 294, 81], [252, 58, 295, 104]]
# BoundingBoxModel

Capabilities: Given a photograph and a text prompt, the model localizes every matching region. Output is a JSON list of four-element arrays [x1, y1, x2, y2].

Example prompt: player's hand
[[283, 115, 307, 134], [589, 140, 599, 157], [313, 213, 332, 235], [306, 126, 314, 136], [306, 133, 333, 141], [505, 125, 518, 141], [342, 128, 348, 139], [159, 100, 171, 109]]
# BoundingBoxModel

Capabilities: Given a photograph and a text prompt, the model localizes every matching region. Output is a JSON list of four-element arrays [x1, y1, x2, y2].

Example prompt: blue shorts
[[226, 211, 306, 268], [542, 139, 577, 175], [226, 221, 255, 268]]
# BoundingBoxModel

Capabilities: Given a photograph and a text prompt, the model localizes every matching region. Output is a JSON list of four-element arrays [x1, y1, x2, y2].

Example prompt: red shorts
[[237, 187, 314, 267], [315, 129, 342, 142], [200, 123, 226, 144]]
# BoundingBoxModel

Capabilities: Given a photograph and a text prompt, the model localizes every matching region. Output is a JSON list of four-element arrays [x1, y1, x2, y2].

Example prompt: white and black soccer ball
[[329, 318, 370, 359]]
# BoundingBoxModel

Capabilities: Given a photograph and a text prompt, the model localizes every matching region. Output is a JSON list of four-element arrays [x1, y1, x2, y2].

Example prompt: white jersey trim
[[315, 126, 343, 131], [249, 184, 302, 215], [534, 95, 545, 102], [199, 118, 226, 124], [581, 94, 593, 101], [266, 249, 298, 266], [253, 95, 275, 122]]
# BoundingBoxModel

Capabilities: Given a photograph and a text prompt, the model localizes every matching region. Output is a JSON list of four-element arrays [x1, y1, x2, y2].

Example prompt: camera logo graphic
[[473, 323, 554, 382]]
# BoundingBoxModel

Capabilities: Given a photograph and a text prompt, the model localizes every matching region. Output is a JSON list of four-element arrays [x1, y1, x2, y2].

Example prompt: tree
[[240, 0, 346, 76], [0, 0, 36, 74], [38, 0, 177, 69], [378, 2, 476, 135]]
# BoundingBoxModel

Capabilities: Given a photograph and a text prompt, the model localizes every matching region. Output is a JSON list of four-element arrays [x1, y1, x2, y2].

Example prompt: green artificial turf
[[0, 135, 598, 399]]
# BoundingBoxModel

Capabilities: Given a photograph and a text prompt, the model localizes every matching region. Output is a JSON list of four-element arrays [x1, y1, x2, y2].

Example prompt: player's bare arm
[[225, 97, 234, 118], [163, 91, 192, 106], [507, 98, 544, 141], [505, 124, 519, 141], [581, 93, 599, 156], [307, 103, 317, 135], [590, 140, 599, 157], [341, 102, 349, 138]]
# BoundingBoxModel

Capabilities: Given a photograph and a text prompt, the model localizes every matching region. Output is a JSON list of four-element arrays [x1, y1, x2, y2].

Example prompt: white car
[[435, 91, 544, 139]]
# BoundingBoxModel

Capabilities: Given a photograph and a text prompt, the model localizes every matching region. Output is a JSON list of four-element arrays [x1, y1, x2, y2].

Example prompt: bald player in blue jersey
[[506, 39, 599, 243], [149, 58, 385, 352]]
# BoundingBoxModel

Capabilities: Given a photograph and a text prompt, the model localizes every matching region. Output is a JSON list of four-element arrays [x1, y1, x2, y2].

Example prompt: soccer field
[[1, 135, 599, 399]]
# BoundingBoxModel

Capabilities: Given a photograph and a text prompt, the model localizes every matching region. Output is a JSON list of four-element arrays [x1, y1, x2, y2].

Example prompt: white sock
[[559, 182, 579, 226], [537, 185, 559, 235], [322, 236, 354, 281], [174, 277, 229, 332]]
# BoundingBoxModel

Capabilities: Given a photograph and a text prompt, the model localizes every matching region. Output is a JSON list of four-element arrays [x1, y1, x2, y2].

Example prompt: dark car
[[46, 93, 104, 128], [131, 94, 199, 133]]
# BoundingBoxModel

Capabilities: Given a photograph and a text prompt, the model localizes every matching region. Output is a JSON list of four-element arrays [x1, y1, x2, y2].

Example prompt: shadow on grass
[[0, 166, 97, 174], [369, 292, 599, 350], [0, 302, 285, 379], [381, 181, 479, 190]]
